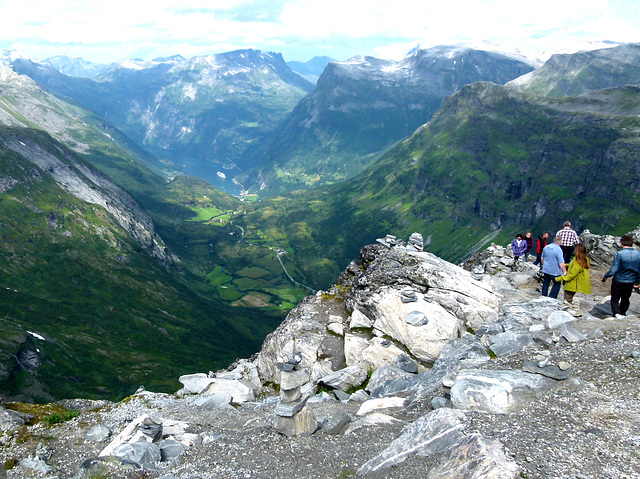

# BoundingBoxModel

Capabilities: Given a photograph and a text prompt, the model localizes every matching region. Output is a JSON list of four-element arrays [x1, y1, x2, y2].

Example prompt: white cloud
[[0, 0, 638, 63]]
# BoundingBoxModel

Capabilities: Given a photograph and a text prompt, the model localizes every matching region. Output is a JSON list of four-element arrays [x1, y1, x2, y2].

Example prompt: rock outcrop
[[256, 234, 500, 389]]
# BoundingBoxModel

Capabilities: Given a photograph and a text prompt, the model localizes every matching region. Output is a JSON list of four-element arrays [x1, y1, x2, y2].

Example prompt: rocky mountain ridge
[[1, 229, 639, 478]]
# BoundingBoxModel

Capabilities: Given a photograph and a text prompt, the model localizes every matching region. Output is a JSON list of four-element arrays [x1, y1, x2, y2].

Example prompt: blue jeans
[[542, 273, 561, 298]]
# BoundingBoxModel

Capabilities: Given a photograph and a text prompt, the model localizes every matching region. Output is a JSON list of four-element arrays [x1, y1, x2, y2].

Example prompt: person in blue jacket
[[602, 235, 640, 317], [541, 235, 567, 298]]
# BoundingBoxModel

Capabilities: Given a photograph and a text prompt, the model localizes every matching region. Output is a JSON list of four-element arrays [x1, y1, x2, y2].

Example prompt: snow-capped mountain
[[44, 55, 111, 79]]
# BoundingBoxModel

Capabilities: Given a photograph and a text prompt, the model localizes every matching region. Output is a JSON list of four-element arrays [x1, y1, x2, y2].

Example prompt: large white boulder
[[450, 369, 559, 414]]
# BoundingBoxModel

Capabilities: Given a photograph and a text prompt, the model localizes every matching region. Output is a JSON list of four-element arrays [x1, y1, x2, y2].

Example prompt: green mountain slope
[[509, 43, 640, 97], [0, 126, 279, 402], [235, 81, 640, 289]]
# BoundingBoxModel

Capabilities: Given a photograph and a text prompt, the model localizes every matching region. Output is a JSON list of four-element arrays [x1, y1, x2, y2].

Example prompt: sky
[[1, 0, 639, 65]]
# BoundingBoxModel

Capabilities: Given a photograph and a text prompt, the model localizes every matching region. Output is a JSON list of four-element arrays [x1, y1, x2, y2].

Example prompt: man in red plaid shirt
[[555, 221, 580, 264]]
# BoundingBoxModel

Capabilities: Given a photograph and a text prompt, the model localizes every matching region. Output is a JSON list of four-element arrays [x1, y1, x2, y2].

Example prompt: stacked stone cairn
[[376, 232, 424, 252], [273, 353, 318, 437], [406, 232, 424, 252]]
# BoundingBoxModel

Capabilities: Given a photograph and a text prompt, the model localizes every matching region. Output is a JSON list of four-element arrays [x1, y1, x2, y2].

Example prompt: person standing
[[533, 232, 549, 268], [511, 233, 527, 261], [556, 243, 591, 306], [524, 231, 534, 261], [602, 235, 640, 318], [541, 235, 567, 298], [556, 221, 580, 264]]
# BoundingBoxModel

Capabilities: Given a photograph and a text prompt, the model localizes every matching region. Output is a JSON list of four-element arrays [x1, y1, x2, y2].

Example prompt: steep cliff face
[[3, 130, 173, 266]]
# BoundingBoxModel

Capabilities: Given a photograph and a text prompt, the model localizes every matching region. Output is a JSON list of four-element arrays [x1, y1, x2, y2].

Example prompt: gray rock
[[308, 392, 334, 403], [86, 424, 111, 443], [334, 390, 351, 402], [357, 408, 466, 475], [350, 308, 375, 329], [431, 396, 450, 409], [522, 361, 573, 380], [547, 311, 575, 329], [276, 362, 295, 372], [499, 297, 563, 330], [280, 368, 310, 391], [112, 442, 161, 467], [451, 369, 560, 413], [139, 417, 162, 442], [80, 456, 141, 474], [201, 379, 255, 403], [193, 392, 232, 408], [281, 387, 302, 402], [590, 299, 614, 318], [561, 323, 587, 342], [366, 364, 416, 398], [318, 365, 368, 392], [396, 353, 419, 374], [19, 456, 54, 475], [427, 433, 520, 478], [275, 395, 309, 418], [0, 406, 32, 432], [273, 406, 318, 437], [411, 336, 491, 400], [318, 412, 351, 435], [178, 373, 215, 394], [405, 310, 429, 326], [349, 389, 370, 402], [159, 438, 186, 462], [489, 331, 533, 357]]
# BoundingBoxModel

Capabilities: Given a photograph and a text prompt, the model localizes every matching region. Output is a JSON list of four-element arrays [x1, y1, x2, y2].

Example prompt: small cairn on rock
[[406, 232, 424, 252], [273, 353, 318, 437]]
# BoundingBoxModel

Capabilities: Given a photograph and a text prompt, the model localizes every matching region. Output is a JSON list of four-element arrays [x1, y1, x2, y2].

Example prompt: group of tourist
[[511, 221, 640, 318]]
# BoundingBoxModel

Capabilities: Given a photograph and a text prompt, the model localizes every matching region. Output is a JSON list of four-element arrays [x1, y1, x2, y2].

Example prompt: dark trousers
[[533, 252, 542, 266], [560, 245, 574, 265], [611, 280, 635, 316], [542, 273, 561, 299]]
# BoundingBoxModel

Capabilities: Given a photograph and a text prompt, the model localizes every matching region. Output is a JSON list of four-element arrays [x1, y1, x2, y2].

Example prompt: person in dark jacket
[[524, 231, 534, 261], [533, 232, 548, 268], [602, 235, 640, 317]]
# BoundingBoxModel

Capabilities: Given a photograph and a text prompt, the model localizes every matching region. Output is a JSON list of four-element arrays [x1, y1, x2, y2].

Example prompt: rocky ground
[[1, 234, 640, 479]]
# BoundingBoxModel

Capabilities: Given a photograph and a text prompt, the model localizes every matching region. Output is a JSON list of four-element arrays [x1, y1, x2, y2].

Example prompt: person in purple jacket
[[511, 233, 527, 261]]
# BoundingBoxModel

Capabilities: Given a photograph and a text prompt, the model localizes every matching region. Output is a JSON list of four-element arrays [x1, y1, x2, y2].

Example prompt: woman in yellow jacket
[[556, 243, 591, 304]]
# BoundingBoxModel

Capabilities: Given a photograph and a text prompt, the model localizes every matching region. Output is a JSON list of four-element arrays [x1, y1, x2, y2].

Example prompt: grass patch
[[207, 266, 232, 286]]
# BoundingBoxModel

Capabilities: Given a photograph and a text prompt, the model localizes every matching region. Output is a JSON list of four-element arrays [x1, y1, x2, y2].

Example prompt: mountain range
[[10, 49, 314, 191], [1, 42, 640, 401], [243, 46, 535, 194]]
